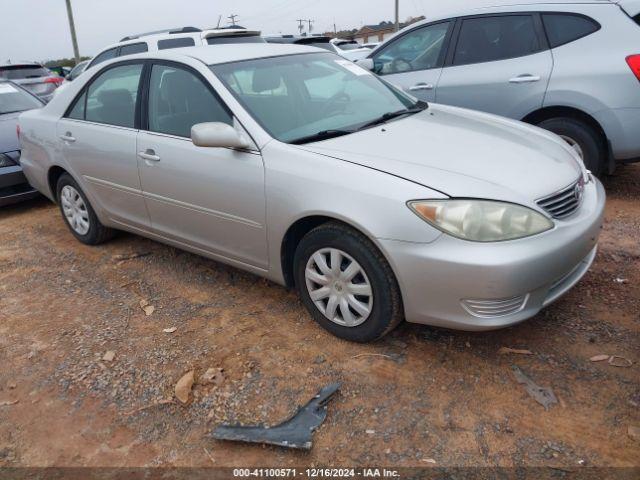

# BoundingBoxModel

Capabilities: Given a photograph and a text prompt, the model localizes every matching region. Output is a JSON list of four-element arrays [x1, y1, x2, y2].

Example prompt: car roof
[[405, 0, 618, 26], [152, 43, 326, 65]]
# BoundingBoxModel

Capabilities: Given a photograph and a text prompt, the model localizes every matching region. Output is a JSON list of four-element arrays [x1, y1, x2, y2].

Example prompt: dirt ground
[[0, 164, 638, 472]]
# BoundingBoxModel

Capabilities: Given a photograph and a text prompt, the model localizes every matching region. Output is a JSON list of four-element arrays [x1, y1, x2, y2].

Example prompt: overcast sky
[[2, 0, 502, 62]]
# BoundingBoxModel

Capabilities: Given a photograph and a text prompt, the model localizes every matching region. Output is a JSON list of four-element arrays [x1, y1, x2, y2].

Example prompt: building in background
[[351, 16, 425, 43]]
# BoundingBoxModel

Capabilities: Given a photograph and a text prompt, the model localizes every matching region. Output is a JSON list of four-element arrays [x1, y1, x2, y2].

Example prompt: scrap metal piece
[[211, 383, 340, 450], [512, 365, 558, 411]]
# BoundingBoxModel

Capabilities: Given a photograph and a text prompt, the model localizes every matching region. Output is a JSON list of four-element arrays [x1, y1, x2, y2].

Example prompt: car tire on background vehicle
[[56, 173, 114, 245], [294, 222, 403, 342], [537, 117, 606, 177]]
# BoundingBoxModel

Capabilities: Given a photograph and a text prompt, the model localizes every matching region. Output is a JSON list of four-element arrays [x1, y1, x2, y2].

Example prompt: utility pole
[[306, 19, 314, 34], [394, 0, 400, 32], [296, 19, 305, 35], [228, 14, 239, 27], [65, 0, 80, 62]]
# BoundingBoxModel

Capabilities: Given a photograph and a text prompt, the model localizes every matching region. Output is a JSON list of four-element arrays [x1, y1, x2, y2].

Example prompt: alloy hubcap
[[304, 248, 373, 327], [60, 185, 90, 235], [559, 135, 584, 160]]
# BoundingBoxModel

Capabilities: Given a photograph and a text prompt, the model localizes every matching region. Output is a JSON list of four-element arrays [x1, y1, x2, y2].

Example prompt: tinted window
[[206, 35, 265, 45], [85, 64, 142, 127], [89, 48, 118, 68], [158, 37, 196, 50], [0, 82, 43, 114], [0, 65, 50, 80], [454, 15, 540, 66], [67, 91, 86, 120], [542, 14, 600, 48], [119, 42, 148, 56], [147, 64, 232, 138], [372, 22, 451, 75]]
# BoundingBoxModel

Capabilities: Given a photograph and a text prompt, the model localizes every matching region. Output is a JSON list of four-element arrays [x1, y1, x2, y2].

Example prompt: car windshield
[[0, 82, 43, 114], [212, 52, 420, 143], [0, 65, 50, 80]]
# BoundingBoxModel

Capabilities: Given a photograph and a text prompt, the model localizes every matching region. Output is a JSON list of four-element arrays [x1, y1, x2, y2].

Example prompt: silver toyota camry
[[18, 44, 605, 342]]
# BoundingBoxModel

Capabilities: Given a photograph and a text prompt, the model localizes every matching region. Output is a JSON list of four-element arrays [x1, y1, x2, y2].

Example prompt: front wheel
[[293, 222, 403, 342]]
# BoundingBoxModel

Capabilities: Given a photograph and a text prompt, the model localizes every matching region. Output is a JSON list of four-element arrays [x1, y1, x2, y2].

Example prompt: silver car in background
[[18, 45, 605, 342], [0, 62, 63, 102], [359, 0, 640, 176]]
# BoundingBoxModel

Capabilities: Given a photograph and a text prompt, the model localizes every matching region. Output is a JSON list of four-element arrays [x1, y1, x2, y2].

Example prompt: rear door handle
[[138, 149, 160, 162], [509, 74, 541, 84], [409, 82, 434, 91], [59, 132, 76, 142]]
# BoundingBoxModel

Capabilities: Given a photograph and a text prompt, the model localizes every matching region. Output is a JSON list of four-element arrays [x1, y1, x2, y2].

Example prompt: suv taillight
[[627, 55, 640, 82]]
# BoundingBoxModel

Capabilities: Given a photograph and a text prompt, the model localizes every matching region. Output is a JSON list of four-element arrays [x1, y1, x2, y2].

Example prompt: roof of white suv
[[169, 43, 323, 65]]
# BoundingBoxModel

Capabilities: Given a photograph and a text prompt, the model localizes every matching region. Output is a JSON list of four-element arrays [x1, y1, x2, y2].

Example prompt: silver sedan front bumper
[[380, 178, 605, 331]]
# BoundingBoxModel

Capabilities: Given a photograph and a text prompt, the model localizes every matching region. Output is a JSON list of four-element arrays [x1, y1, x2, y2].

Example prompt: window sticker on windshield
[[0, 84, 19, 94], [334, 59, 371, 76]]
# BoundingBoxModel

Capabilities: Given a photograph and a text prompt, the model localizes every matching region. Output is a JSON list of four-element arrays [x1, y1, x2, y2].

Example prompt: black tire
[[56, 173, 114, 245], [293, 222, 403, 342], [536, 117, 606, 177]]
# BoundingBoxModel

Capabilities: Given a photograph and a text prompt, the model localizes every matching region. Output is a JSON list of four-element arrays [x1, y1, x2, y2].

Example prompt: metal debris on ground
[[511, 365, 558, 411], [211, 382, 340, 450]]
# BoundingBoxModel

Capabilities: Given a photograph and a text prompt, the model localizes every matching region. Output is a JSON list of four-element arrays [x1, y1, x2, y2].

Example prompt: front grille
[[536, 178, 583, 219], [461, 294, 528, 318]]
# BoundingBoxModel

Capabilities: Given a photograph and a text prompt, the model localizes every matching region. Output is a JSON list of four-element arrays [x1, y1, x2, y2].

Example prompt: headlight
[[0, 153, 17, 168], [408, 199, 554, 242]]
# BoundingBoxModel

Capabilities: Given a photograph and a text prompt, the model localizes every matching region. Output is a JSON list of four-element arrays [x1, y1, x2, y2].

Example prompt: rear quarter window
[[158, 37, 196, 50], [542, 13, 600, 48], [119, 42, 148, 56]]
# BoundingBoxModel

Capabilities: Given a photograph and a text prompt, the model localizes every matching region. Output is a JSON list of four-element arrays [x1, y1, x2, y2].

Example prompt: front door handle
[[409, 82, 434, 91], [138, 149, 160, 162], [59, 132, 76, 142], [509, 74, 541, 84]]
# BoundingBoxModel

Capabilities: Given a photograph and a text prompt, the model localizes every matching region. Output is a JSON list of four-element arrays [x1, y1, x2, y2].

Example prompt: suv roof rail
[[120, 26, 202, 42]]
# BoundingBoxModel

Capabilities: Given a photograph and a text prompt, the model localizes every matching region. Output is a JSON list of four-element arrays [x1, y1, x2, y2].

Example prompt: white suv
[[86, 27, 264, 71]]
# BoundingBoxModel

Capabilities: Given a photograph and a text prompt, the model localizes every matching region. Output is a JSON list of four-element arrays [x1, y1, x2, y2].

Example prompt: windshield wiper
[[290, 129, 355, 145], [357, 102, 428, 130]]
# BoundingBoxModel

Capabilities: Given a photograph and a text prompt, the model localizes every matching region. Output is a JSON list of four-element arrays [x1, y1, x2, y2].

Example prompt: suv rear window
[[542, 13, 600, 48], [158, 37, 196, 50], [0, 65, 50, 80]]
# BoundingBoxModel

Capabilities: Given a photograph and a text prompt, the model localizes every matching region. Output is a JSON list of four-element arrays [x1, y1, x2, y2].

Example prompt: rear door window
[[453, 15, 541, 66], [158, 37, 196, 50], [84, 63, 143, 128], [0, 65, 50, 80], [119, 42, 148, 56], [542, 13, 600, 48]]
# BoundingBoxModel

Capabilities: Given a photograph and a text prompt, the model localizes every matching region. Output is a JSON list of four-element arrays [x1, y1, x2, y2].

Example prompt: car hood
[[297, 104, 583, 202], [0, 112, 20, 153]]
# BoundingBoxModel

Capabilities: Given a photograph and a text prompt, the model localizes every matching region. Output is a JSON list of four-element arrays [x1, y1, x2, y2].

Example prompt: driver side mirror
[[356, 58, 374, 71], [191, 122, 250, 149]]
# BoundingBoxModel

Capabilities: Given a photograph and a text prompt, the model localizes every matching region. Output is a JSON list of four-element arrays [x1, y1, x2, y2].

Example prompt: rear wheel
[[56, 173, 114, 245], [293, 222, 403, 342], [536, 117, 606, 177]]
